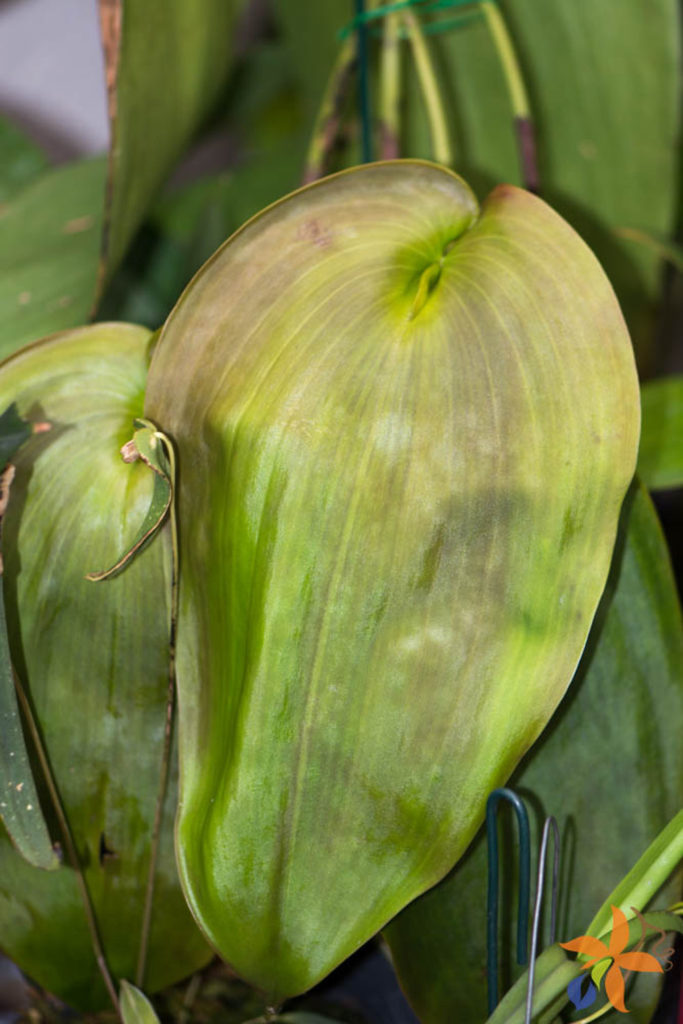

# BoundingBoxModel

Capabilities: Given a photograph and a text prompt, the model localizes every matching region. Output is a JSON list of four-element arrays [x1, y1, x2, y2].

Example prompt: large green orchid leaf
[[274, 0, 679, 362], [145, 160, 639, 999], [0, 158, 105, 360], [98, 0, 246, 283], [384, 483, 683, 1023], [0, 324, 211, 1011], [638, 376, 683, 490]]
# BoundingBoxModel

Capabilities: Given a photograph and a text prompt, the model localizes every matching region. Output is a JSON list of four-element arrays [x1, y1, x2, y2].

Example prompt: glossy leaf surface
[[385, 484, 683, 1023], [0, 325, 210, 1010], [638, 376, 683, 490], [99, 0, 245, 281], [145, 161, 639, 998], [0, 158, 105, 360], [274, 0, 679, 360]]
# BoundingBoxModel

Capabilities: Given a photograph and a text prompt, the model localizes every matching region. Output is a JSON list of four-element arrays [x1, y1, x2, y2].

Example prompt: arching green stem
[[479, 1, 538, 190], [302, 34, 357, 184], [401, 7, 453, 166], [380, 11, 402, 158]]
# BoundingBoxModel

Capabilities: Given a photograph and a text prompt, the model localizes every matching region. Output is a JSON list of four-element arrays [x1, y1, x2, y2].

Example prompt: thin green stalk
[[303, 34, 357, 183], [479, 1, 538, 190], [14, 676, 121, 1020], [135, 432, 177, 989], [401, 7, 452, 166], [380, 11, 402, 157]]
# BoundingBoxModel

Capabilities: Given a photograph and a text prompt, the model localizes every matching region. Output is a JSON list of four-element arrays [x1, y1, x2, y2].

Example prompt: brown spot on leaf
[[63, 216, 94, 235]]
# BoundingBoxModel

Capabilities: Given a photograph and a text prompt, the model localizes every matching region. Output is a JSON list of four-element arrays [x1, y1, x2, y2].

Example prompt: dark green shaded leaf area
[[274, 0, 679, 365], [0, 325, 211, 1011], [639, 376, 683, 491], [384, 483, 683, 1024], [100, 0, 247, 283], [0, 159, 105, 360], [0, 117, 48, 204], [145, 161, 639, 1001], [0, 403, 57, 870]]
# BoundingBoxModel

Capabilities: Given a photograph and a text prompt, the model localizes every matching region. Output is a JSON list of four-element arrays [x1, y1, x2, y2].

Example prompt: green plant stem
[[401, 7, 452, 166], [14, 675, 121, 1020], [380, 11, 402, 158], [479, 1, 538, 190], [136, 433, 177, 989], [303, 34, 357, 183]]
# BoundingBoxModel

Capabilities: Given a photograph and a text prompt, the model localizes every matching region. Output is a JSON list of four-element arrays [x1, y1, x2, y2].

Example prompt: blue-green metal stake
[[486, 788, 531, 1014], [355, 0, 373, 162]]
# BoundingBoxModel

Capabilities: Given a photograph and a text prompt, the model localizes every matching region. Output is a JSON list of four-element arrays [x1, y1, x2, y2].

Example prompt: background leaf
[[638, 377, 683, 491], [0, 157, 105, 360], [384, 484, 683, 1023], [0, 116, 48, 204], [98, 0, 246, 283]]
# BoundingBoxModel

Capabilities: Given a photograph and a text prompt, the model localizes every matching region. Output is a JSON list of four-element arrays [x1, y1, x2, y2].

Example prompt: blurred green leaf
[[0, 324, 211, 1010], [638, 376, 683, 490], [145, 162, 639, 1000], [120, 980, 162, 1024], [0, 117, 48, 204], [274, 0, 679, 364], [0, 405, 57, 871], [0, 158, 105, 359], [98, 0, 246, 283], [384, 484, 683, 1023]]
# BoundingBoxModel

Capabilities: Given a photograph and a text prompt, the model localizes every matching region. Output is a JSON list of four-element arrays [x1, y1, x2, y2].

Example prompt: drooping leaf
[[120, 980, 162, 1024], [384, 483, 683, 1023], [145, 161, 639, 999], [98, 0, 246, 283], [0, 158, 105, 359], [0, 405, 57, 870], [0, 117, 48, 204], [638, 376, 683, 490], [274, 0, 679, 362], [0, 324, 211, 1010]]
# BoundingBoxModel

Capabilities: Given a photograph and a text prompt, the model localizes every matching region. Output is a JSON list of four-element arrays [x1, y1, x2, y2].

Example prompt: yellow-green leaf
[[145, 161, 639, 999], [120, 980, 161, 1024]]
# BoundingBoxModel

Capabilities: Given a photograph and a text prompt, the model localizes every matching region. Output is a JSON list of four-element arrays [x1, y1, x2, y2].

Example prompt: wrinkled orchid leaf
[[87, 419, 173, 582], [274, 0, 679, 362], [485, 910, 683, 1024], [638, 376, 683, 490], [0, 158, 105, 359], [0, 117, 48, 204], [98, 0, 246, 284], [120, 980, 162, 1024], [0, 324, 211, 1011], [145, 161, 639, 999], [0, 404, 57, 870], [384, 483, 682, 1023]]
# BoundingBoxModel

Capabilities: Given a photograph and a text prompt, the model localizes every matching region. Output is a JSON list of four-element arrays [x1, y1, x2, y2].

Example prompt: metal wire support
[[486, 787, 531, 1014], [524, 816, 560, 1024], [355, 0, 373, 162]]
